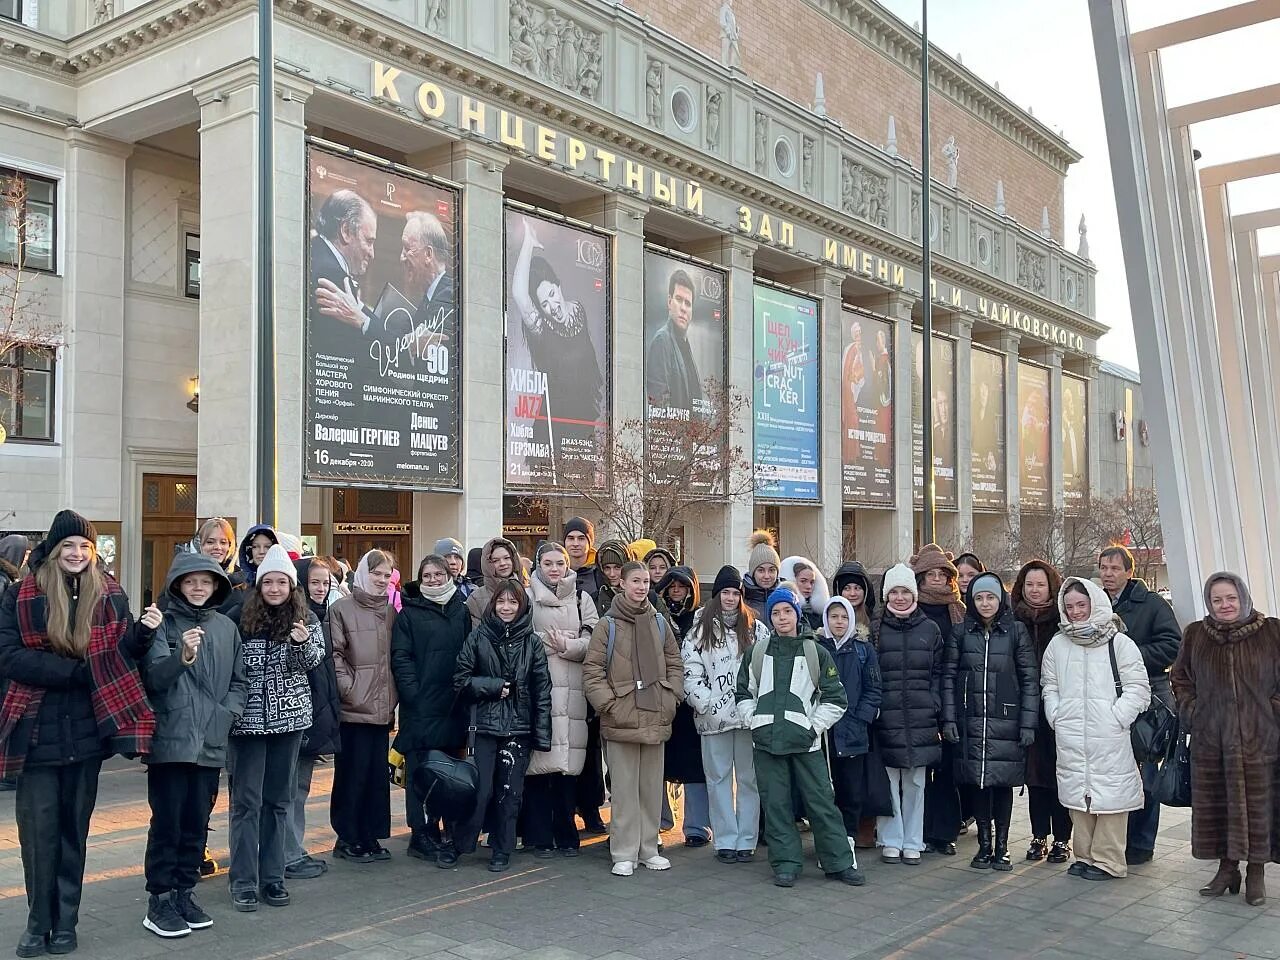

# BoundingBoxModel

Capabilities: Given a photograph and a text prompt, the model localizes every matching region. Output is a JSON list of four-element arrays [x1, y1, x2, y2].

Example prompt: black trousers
[[575, 716, 605, 819], [971, 785, 1014, 831], [144, 763, 220, 894], [522, 772, 580, 850], [404, 749, 453, 842], [1028, 785, 1073, 840], [15, 758, 103, 937], [330, 723, 392, 845], [830, 754, 868, 837], [456, 735, 531, 857], [923, 746, 962, 844]]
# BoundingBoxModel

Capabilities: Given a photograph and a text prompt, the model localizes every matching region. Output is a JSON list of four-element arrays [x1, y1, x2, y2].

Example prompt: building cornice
[[808, 0, 1083, 172]]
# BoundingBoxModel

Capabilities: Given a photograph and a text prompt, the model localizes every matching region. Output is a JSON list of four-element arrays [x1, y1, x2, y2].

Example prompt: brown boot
[[1198, 859, 1240, 896], [1245, 862, 1266, 906]]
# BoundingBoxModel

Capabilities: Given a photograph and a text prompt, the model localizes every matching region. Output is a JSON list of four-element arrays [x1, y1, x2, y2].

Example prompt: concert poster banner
[[1018, 361, 1052, 512], [970, 347, 1007, 510], [1062, 373, 1089, 512], [503, 207, 611, 489], [753, 284, 821, 502], [304, 142, 462, 489], [643, 249, 728, 491], [840, 311, 894, 505], [911, 332, 957, 508]]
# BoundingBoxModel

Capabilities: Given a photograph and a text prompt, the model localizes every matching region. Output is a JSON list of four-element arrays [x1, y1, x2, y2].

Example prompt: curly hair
[[239, 583, 309, 638]]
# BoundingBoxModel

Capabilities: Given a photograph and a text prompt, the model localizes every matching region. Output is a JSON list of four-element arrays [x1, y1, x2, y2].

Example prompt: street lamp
[[256, 0, 277, 527], [919, 0, 936, 546]]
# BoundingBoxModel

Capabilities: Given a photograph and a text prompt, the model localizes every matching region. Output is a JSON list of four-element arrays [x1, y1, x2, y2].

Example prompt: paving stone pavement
[[1, 758, 1277, 960]]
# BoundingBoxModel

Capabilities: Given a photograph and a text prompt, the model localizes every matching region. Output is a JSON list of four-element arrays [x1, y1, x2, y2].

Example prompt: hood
[[465, 547, 484, 585], [0, 533, 30, 570], [595, 538, 630, 570], [656, 566, 700, 617], [164, 551, 233, 611], [1057, 577, 1120, 638], [480, 599, 535, 644], [779, 556, 829, 612], [1203, 571, 1254, 623], [830, 560, 875, 616], [294, 558, 329, 613], [627, 538, 658, 563], [644, 546, 678, 569], [481, 537, 524, 590], [823, 596, 856, 645], [964, 573, 1010, 625], [237, 524, 279, 582], [529, 566, 580, 603]]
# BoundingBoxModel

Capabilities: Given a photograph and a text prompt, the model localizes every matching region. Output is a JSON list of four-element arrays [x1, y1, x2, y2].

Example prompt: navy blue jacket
[[819, 634, 882, 757]]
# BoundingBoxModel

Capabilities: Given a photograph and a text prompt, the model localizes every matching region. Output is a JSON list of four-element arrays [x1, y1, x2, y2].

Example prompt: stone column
[[949, 315, 975, 550], [687, 234, 758, 573], [193, 65, 312, 536], [410, 141, 509, 557], [564, 194, 649, 543], [61, 131, 131, 522]]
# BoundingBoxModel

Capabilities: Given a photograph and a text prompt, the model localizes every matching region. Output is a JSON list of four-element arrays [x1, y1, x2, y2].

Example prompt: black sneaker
[[260, 882, 290, 907], [773, 872, 797, 888], [827, 866, 866, 886], [1067, 861, 1088, 877], [46, 933, 75, 957], [173, 889, 213, 930], [15, 932, 46, 958], [684, 835, 710, 848], [1048, 841, 1071, 864], [285, 856, 328, 879], [716, 849, 737, 864], [365, 840, 392, 862], [488, 854, 511, 873], [199, 854, 218, 878], [1026, 837, 1048, 861], [1125, 848, 1153, 866], [407, 833, 440, 860], [333, 840, 374, 863], [232, 889, 258, 912], [437, 845, 460, 868], [143, 894, 191, 938], [735, 849, 755, 863]]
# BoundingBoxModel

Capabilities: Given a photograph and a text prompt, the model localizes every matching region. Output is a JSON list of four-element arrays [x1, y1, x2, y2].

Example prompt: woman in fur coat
[[1171, 572, 1280, 906]]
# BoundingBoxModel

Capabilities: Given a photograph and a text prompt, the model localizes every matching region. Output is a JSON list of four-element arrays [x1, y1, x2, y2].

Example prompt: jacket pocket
[[205, 704, 236, 751]]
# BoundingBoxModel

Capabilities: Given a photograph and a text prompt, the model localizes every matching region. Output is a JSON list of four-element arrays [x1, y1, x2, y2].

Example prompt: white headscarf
[[1057, 577, 1122, 646]]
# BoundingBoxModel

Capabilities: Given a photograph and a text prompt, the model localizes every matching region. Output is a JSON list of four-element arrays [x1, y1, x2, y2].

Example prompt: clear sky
[[876, 0, 1280, 373]]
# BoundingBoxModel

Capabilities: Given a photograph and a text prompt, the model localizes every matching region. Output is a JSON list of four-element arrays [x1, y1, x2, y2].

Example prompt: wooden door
[[141, 474, 198, 607]]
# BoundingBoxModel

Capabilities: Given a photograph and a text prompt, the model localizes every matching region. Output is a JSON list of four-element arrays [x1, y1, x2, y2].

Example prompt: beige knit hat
[[747, 530, 781, 577]]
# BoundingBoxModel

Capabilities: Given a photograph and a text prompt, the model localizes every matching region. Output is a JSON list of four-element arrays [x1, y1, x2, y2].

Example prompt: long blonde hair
[[33, 541, 107, 658]]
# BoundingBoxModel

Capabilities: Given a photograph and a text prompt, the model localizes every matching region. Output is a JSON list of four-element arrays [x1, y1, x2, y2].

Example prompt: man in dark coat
[[1099, 545, 1181, 865], [310, 191, 380, 359], [645, 269, 703, 415]]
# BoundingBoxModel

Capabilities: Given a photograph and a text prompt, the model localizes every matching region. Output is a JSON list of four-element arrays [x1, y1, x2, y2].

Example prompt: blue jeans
[[1127, 761, 1160, 852]]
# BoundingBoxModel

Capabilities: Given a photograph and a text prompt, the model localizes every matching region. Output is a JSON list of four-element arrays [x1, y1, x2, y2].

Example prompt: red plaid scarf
[[0, 575, 154, 778]]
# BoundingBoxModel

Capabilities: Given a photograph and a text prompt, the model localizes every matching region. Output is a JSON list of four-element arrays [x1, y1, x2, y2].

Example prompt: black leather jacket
[[452, 605, 552, 749]]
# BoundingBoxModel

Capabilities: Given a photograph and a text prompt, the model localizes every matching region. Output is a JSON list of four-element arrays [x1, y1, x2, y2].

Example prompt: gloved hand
[[942, 722, 959, 743], [1019, 728, 1036, 748]]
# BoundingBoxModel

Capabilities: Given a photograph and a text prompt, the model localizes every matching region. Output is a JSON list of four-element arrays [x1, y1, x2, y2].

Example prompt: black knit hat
[[711, 564, 743, 598], [44, 510, 97, 551], [563, 516, 596, 545]]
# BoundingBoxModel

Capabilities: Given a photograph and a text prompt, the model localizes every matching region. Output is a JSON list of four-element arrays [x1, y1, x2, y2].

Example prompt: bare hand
[[500, 682, 511, 700], [523, 216, 543, 251], [316, 278, 366, 329], [181, 627, 203, 663], [140, 604, 162, 630], [290, 620, 309, 645]]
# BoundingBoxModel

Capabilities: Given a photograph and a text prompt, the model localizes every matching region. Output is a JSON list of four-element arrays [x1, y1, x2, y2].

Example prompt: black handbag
[[862, 731, 895, 820], [410, 705, 479, 822], [1107, 642, 1175, 763], [1151, 715, 1192, 807]]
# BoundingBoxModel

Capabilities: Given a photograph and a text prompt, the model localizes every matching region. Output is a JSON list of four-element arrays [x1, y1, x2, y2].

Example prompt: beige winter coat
[[329, 588, 399, 725], [583, 600, 684, 745], [526, 570, 600, 776]]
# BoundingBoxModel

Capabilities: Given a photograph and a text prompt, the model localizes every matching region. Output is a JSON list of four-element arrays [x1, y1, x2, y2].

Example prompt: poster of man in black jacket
[[1098, 544, 1181, 865]]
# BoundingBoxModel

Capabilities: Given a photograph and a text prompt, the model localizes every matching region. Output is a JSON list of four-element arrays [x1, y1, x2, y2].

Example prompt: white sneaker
[[882, 846, 902, 863], [641, 855, 671, 871], [903, 849, 922, 865], [611, 861, 635, 877]]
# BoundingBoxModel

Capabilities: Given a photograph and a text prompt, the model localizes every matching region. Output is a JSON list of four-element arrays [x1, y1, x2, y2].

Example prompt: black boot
[[970, 821, 993, 870], [991, 821, 1013, 872]]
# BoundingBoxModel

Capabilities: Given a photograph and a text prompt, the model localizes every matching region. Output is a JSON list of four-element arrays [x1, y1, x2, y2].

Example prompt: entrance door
[[141, 474, 198, 607], [331, 488, 413, 576]]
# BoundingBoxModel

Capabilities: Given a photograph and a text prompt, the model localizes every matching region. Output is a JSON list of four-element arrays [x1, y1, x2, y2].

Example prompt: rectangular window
[[0, 0, 21, 22], [0, 347, 56, 442], [1, 167, 57, 273], [184, 233, 200, 298]]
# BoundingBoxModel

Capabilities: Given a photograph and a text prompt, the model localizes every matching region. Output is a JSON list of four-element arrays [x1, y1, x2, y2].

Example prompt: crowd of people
[[1, 512, 1278, 957]]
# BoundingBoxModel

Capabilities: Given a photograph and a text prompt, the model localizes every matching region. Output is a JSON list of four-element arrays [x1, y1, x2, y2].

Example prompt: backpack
[[604, 613, 667, 668], [749, 635, 822, 702]]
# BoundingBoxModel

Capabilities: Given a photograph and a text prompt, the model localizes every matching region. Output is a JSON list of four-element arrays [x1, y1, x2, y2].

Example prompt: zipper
[[1082, 644, 1091, 811], [980, 629, 990, 789]]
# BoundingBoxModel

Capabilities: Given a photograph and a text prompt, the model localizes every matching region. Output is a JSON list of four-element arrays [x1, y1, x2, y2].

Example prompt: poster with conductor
[[1018, 361, 1052, 512], [840, 311, 895, 505], [1062, 374, 1089, 512], [912, 332, 957, 508], [304, 142, 462, 489], [970, 347, 1007, 510], [643, 249, 728, 490], [503, 207, 611, 489]]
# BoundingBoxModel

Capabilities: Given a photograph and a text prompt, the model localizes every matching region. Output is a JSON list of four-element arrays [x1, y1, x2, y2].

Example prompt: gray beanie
[[434, 537, 465, 560]]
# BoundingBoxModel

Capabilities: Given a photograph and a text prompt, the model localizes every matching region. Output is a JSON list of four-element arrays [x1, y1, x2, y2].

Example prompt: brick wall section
[[622, 0, 1066, 240]]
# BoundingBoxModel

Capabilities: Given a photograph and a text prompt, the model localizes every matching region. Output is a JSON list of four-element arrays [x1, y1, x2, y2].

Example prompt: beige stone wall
[[622, 0, 1065, 239]]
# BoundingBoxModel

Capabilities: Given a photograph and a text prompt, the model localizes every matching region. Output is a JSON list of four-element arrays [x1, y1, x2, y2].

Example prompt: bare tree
[[0, 173, 63, 429], [1087, 487, 1165, 582], [557, 383, 758, 549], [995, 508, 1099, 580]]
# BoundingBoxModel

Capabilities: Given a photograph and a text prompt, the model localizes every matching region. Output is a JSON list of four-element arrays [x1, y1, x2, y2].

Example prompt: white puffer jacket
[[1041, 578, 1151, 814], [680, 607, 770, 735]]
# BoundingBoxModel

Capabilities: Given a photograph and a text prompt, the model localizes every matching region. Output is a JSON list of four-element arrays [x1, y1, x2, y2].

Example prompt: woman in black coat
[[942, 574, 1039, 871], [391, 554, 470, 863], [1011, 560, 1070, 862], [872, 564, 943, 865], [451, 580, 552, 871]]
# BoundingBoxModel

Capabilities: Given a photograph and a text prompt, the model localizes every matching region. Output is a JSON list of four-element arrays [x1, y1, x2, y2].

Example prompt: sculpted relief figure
[[706, 89, 722, 150], [719, 0, 742, 68], [942, 135, 959, 188], [425, 0, 446, 32], [646, 60, 665, 128], [510, 0, 539, 75]]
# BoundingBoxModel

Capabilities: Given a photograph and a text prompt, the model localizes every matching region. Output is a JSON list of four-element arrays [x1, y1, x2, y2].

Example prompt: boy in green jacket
[[736, 586, 864, 887]]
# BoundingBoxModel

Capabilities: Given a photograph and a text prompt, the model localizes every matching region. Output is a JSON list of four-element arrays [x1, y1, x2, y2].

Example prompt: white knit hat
[[255, 544, 298, 586], [881, 562, 917, 601]]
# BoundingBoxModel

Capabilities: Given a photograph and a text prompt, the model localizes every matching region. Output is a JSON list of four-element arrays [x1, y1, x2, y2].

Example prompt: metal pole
[[256, 0, 277, 527], [920, 0, 935, 545]]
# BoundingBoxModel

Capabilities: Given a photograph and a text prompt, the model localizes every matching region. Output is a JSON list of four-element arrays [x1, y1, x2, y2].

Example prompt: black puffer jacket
[[873, 607, 943, 769], [391, 583, 469, 754], [942, 600, 1039, 789], [742, 573, 771, 619], [296, 560, 342, 759], [452, 604, 552, 748]]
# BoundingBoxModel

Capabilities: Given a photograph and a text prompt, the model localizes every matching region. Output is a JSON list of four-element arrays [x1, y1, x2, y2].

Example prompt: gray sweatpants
[[227, 732, 302, 893]]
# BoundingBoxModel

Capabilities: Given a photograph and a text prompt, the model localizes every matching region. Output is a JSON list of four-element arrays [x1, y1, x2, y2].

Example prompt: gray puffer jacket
[[142, 553, 248, 766]]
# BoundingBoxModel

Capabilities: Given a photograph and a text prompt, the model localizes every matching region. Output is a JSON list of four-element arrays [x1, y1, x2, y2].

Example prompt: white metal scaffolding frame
[[1088, 0, 1280, 624]]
